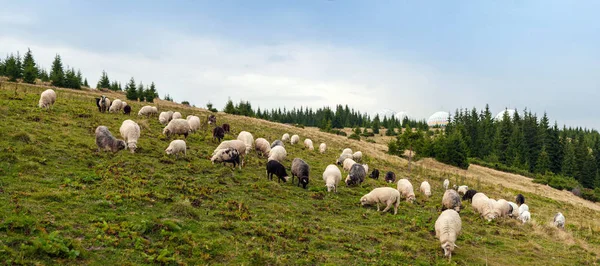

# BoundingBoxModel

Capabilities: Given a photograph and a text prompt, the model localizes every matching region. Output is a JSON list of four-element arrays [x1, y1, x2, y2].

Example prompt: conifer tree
[[76, 69, 83, 85], [83, 78, 89, 87], [125, 77, 137, 101], [536, 145, 550, 174], [372, 115, 381, 134], [50, 54, 65, 87], [4, 54, 20, 82], [97, 70, 111, 89], [224, 98, 235, 114], [145, 82, 157, 102], [22, 48, 37, 84], [137, 82, 145, 101]]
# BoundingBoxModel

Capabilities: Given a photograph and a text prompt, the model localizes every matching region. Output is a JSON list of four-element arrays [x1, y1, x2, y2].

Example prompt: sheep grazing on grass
[[119, 119, 141, 153], [507, 202, 519, 218], [352, 151, 363, 162], [397, 179, 416, 203], [268, 146, 287, 163], [369, 169, 380, 179], [213, 140, 247, 158], [518, 204, 529, 216], [172, 112, 182, 120], [254, 138, 271, 157], [163, 119, 191, 138], [362, 164, 369, 174], [443, 179, 450, 190], [345, 164, 366, 186], [266, 160, 289, 183], [462, 189, 477, 202], [138, 106, 157, 117], [554, 212, 565, 229], [319, 143, 327, 153], [290, 134, 299, 144], [457, 186, 468, 195], [420, 181, 432, 197], [159, 111, 174, 125], [442, 190, 462, 212], [211, 148, 241, 169], [123, 105, 131, 115], [360, 187, 401, 215], [291, 158, 310, 189], [435, 209, 462, 262], [519, 211, 531, 224], [208, 114, 216, 125], [38, 89, 57, 109], [342, 148, 353, 155], [222, 123, 230, 133], [495, 199, 512, 218], [237, 131, 254, 153], [303, 139, 314, 151], [384, 171, 396, 183], [95, 126, 126, 152], [212, 126, 225, 142], [282, 133, 290, 142], [336, 153, 353, 166], [471, 193, 497, 221], [516, 194, 525, 206], [271, 139, 284, 148], [95, 97, 105, 112], [342, 158, 356, 172], [165, 140, 186, 158], [186, 115, 201, 132], [109, 99, 123, 113], [323, 164, 342, 192]]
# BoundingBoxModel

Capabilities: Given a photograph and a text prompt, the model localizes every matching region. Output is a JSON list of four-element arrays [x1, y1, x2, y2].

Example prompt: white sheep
[[342, 158, 356, 172], [109, 99, 123, 113], [165, 139, 186, 157], [360, 187, 401, 215], [282, 133, 290, 142], [397, 179, 416, 203], [352, 151, 363, 162], [443, 179, 450, 190], [268, 145, 287, 163], [471, 193, 497, 221], [186, 115, 201, 132], [420, 181, 432, 197], [237, 131, 254, 153], [303, 138, 314, 150], [38, 89, 56, 109], [151, 106, 158, 114], [138, 106, 157, 116], [319, 143, 327, 153], [553, 212, 565, 229], [254, 138, 271, 157], [435, 209, 462, 261], [213, 140, 247, 158], [163, 119, 191, 138], [159, 111, 174, 125], [172, 111, 182, 120], [507, 202, 519, 218], [519, 211, 531, 224], [518, 204, 529, 216], [119, 119, 141, 153], [442, 189, 461, 212], [457, 185, 468, 195], [322, 164, 342, 192], [342, 148, 353, 155], [494, 199, 512, 218], [362, 164, 369, 174], [291, 134, 299, 144]]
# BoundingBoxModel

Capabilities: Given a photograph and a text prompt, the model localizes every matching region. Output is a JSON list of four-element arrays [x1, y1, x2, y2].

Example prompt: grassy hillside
[[1, 82, 600, 265]]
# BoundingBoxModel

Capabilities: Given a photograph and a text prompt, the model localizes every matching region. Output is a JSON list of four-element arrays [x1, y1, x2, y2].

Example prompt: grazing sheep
[[369, 169, 380, 179], [396, 179, 416, 203], [211, 148, 241, 169], [516, 194, 525, 206], [165, 139, 186, 157], [266, 160, 289, 183], [237, 131, 254, 153], [336, 153, 353, 165], [95, 126, 126, 152], [471, 193, 497, 221], [159, 111, 174, 125], [494, 199, 512, 218], [38, 89, 57, 109], [362, 164, 369, 174], [271, 139, 284, 148], [345, 164, 366, 186], [268, 145, 287, 163], [212, 126, 225, 142], [554, 212, 565, 229], [360, 187, 401, 215], [95, 97, 103, 112], [123, 105, 131, 115], [151, 106, 158, 114], [518, 204, 529, 216], [119, 119, 141, 153], [291, 158, 310, 189], [443, 179, 450, 190], [462, 189, 477, 202], [109, 99, 123, 113], [352, 151, 363, 162], [213, 140, 247, 157], [254, 138, 271, 157], [382, 171, 395, 183], [420, 181, 432, 197], [519, 211, 531, 224], [303, 139, 314, 150], [323, 164, 342, 192], [138, 105, 157, 117], [435, 209, 462, 262], [163, 119, 191, 138], [186, 115, 201, 132], [319, 143, 327, 153], [282, 133, 290, 142], [507, 202, 519, 218], [442, 189, 461, 212], [342, 158, 356, 172], [172, 111, 182, 120], [208, 114, 216, 125], [342, 148, 353, 155], [290, 134, 299, 144], [457, 186, 468, 195], [222, 123, 230, 133]]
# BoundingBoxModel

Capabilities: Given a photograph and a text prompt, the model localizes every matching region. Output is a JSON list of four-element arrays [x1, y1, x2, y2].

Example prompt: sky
[[1, 0, 599, 129]]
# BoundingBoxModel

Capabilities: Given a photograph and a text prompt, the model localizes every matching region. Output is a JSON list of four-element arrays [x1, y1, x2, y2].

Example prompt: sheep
[[109, 99, 123, 113], [282, 133, 290, 142], [323, 164, 342, 192], [159, 111, 174, 125], [95, 97, 103, 112], [165, 139, 186, 158], [212, 126, 225, 142], [266, 160, 289, 183], [518, 204, 529, 216], [471, 193, 497, 221], [443, 179, 450, 190], [222, 123, 230, 133], [95, 126, 126, 152], [303, 139, 314, 151], [352, 151, 363, 162], [342, 148, 353, 155], [211, 148, 241, 169], [381, 171, 395, 183], [39, 89, 57, 109], [336, 153, 353, 165], [494, 199, 512, 218], [237, 131, 254, 153], [97, 96, 111, 113], [186, 115, 201, 132], [554, 212, 565, 229], [172, 112, 182, 120], [369, 169, 380, 179], [138, 105, 157, 117], [360, 187, 401, 215], [123, 105, 131, 115], [163, 119, 191, 138], [291, 158, 310, 189], [290, 134, 299, 144], [435, 209, 462, 262], [119, 119, 141, 153], [213, 140, 247, 157], [516, 194, 525, 206], [151, 106, 158, 114], [362, 164, 369, 174], [268, 145, 287, 163], [462, 189, 477, 202], [519, 211, 531, 224], [271, 139, 284, 148], [342, 158, 356, 172], [319, 143, 327, 153], [507, 202, 519, 218], [396, 179, 416, 203], [420, 181, 432, 197], [345, 164, 366, 186], [442, 189, 461, 212], [457, 186, 468, 195], [208, 114, 216, 125], [254, 138, 271, 157]]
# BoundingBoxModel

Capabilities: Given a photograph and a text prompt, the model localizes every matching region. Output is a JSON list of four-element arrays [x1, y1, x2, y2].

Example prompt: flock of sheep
[[38, 88, 569, 261]]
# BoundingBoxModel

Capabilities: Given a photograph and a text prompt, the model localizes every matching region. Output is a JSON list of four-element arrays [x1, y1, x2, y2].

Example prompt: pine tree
[[4, 54, 20, 82], [50, 54, 65, 87], [547, 122, 563, 174], [562, 140, 576, 177], [535, 145, 551, 174], [39, 68, 50, 82], [372, 115, 381, 134], [479, 104, 495, 158], [581, 154, 598, 188], [0, 57, 4, 76], [137, 82, 145, 101], [15, 52, 22, 80], [494, 110, 513, 164], [125, 77, 137, 101], [64, 68, 80, 89], [83, 78, 89, 87], [76, 69, 83, 85], [22, 48, 37, 84], [97, 70, 111, 89], [145, 82, 157, 102]]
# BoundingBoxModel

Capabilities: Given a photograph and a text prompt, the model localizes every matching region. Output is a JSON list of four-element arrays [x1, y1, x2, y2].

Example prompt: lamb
[[213, 140, 247, 157], [342, 148, 353, 155], [212, 126, 225, 142], [420, 181, 432, 197], [291, 158, 310, 189], [323, 164, 342, 192], [442, 189, 461, 212], [494, 199, 512, 218], [516, 194, 525, 206], [345, 164, 366, 186], [172, 111, 182, 120], [290, 134, 299, 144], [507, 202, 519, 218], [462, 189, 477, 202], [303, 138, 314, 150], [266, 160, 289, 183], [138, 105, 157, 117], [271, 139, 284, 148], [471, 193, 497, 221], [237, 131, 254, 153], [457, 186, 468, 195], [352, 151, 363, 162], [342, 158, 356, 172], [282, 133, 290, 142], [268, 145, 287, 163], [165, 139, 186, 157], [208, 115, 216, 125], [95, 126, 126, 152], [336, 153, 353, 165], [123, 105, 131, 115], [443, 179, 450, 190], [369, 169, 380, 179], [222, 123, 230, 133], [518, 204, 529, 216], [109, 99, 123, 113], [396, 179, 416, 203], [38, 89, 57, 109], [360, 187, 401, 215], [159, 111, 174, 125], [211, 148, 241, 169], [519, 211, 531, 224], [163, 119, 191, 138], [553, 212, 565, 229], [254, 138, 271, 157], [319, 143, 327, 153], [435, 209, 462, 262], [186, 115, 201, 132], [385, 171, 396, 183], [119, 119, 141, 153]]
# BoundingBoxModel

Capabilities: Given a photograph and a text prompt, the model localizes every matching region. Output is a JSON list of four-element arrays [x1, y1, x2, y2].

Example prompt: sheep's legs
[[381, 202, 392, 213], [376, 203, 380, 212]]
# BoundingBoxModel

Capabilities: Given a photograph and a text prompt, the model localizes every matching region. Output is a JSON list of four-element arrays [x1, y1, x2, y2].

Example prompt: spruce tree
[[50, 54, 65, 87], [125, 77, 137, 101], [4, 54, 20, 82], [83, 78, 89, 87], [39, 68, 50, 82], [562, 140, 576, 177], [22, 48, 37, 84], [0, 57, 4, 76], [535, 145, 551, 174], [494, 110, 513, 164], [97, 70, 111, 89], [76, 69, 83, 85], [145, 82, 157, 102], [224, 98, 236, 114], [137, 82, 145, 101], [547, 122, 563, 173], [372, 115, 381, 134], [581, 154, 598, 188]]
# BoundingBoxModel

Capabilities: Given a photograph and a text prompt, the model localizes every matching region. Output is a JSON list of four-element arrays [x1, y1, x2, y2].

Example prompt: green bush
[[348, 134, 360, 141]]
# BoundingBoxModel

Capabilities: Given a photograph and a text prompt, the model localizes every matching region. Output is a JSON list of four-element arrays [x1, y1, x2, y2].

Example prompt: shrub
[[348, 134, 360, 141]]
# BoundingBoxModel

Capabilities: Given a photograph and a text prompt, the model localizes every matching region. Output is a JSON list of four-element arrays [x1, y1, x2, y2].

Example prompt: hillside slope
[[1, 82, 599, 265]]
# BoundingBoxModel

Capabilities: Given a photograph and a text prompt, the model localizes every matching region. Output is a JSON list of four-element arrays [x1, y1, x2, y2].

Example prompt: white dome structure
[[494, 109, 516, 121], [373, 108, 396, 119], [427, 111, 450, 127], [394, 112, 409, 123]]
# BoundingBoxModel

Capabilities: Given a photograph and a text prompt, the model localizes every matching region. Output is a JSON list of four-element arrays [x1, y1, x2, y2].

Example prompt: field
[[1, 81, 600, 265]]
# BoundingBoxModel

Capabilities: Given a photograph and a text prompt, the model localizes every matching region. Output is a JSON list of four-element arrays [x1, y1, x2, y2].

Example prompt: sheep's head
[[407, 194, 416, 203], [162, 128, 170, 136], [360, 196, 369, 205], [128, 142, 137, 153], [326, 184, 335, 192], [116, 140, 127, 151], [283, 176, 290, 182], [441, 242, 457, 261], [300, 176, 309, 189]]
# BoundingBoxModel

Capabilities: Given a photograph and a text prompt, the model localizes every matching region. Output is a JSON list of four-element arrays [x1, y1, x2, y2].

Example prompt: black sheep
[[462, 189, 477, 202], [208, 115, 217, 125], [291, 158, 310, 189], [271, 140, 284, 148], [385, 171, 396, 183], [516, 194, 525, 206], [369, 169, 380, 179], [123, 105, 131, 115], [266, 160, 289, 183], [212, 126, 225, 142], [222, 123, 230, 133], [346, 164, 366, 186], [95, 98, 102, 112]]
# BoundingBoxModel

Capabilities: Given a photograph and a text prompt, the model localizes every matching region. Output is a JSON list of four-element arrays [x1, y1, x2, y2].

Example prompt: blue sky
[[1, 0, 599, 129]]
